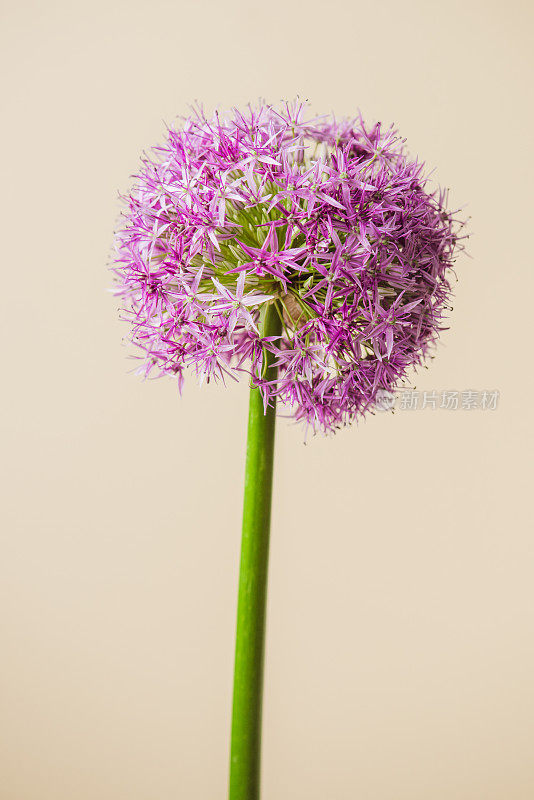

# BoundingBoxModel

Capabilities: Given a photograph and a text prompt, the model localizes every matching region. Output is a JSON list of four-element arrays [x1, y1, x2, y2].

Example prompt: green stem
[[229, 302, 282, 800]]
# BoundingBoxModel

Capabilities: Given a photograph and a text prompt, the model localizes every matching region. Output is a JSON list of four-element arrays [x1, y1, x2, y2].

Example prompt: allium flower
[[113, 101, 464, 433]]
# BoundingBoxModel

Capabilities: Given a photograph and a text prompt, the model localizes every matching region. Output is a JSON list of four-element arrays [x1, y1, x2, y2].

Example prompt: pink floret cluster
[[113, 101, 463, 433]]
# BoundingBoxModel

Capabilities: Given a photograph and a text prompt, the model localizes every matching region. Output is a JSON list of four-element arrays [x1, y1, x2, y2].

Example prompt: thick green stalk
[[229, 302, 282, 800]]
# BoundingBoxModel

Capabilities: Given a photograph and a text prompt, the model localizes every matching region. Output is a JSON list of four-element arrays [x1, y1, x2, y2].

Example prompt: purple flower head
[[113, 101, 465, 433]]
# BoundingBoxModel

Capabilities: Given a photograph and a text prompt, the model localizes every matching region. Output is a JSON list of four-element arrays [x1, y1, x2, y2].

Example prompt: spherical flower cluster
[[113, 102, 463, 433]]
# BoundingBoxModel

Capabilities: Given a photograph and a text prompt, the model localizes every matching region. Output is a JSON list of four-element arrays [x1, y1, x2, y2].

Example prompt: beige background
[[1, 1, 533, 798]]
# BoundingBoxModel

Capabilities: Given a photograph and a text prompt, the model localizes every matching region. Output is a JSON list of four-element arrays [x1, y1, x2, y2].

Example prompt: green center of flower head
[[183, 140, 351, 334], [192, 187, 317, 321], [229, 199, 313, 314]]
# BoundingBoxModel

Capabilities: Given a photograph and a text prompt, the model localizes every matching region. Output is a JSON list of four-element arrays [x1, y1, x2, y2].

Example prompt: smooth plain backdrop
[[1, 1, 533, 798]]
